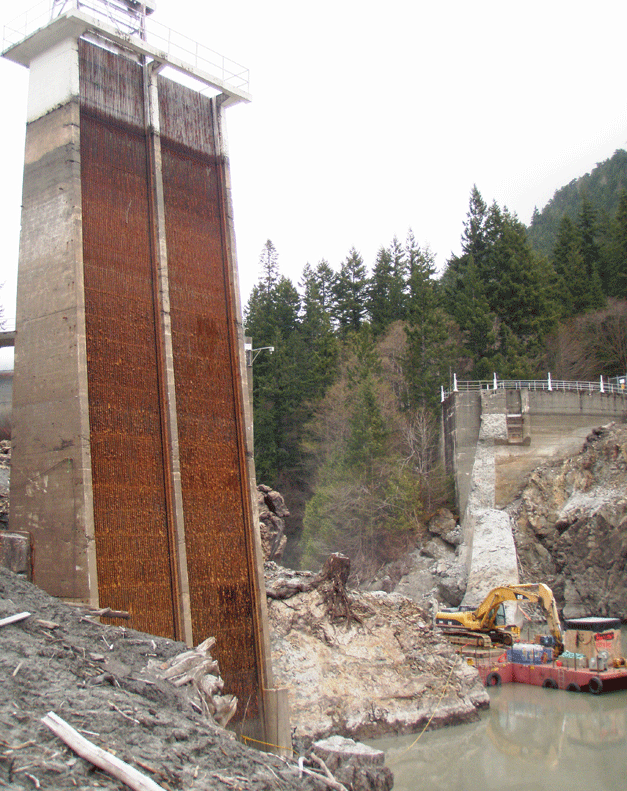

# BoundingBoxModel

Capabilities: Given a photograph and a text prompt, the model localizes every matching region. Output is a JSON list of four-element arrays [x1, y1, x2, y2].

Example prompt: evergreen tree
[[487, 208, 557, 351], [344, 328, 388, 478], [577, 198, 606, 308], [461, 185, 489, 261], [444, 189, 559, 376], [368, 246, 395, 335], [404, 233, 454, 409], [257, 239, 279, 295], [552, 215, 604, 315], [244, 242, 302, 484], [602, 191, 627, 298], [367, 236, 409, 336], [299, 263, 339, 400], [332, 248, 368, 335], [311, 259, 336, 312], [451, 254, 496, 373], [388, 235, 408, 320]]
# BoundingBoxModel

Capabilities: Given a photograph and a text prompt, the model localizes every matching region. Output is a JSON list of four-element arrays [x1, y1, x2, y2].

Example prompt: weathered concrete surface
[[460, 391, 519, 609], [10, 96, 96, 604], [494, 390, 627, 507], [442, 390, 481, 523], [266, 563, 489, 746]]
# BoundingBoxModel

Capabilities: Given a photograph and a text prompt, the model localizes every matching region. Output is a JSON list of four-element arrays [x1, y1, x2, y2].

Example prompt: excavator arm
[[436, 583, 564, 656]]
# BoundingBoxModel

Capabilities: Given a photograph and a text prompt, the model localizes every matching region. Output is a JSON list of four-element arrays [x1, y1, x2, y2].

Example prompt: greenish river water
[[368, 685, 627, 791]]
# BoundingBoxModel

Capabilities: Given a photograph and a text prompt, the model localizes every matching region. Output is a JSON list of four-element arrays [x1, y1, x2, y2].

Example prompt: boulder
[[427, 508, 462, 546]]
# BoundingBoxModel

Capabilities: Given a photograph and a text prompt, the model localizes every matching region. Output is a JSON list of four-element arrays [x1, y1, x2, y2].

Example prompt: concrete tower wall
[[10, 34, 269, 727], [10, 37, 95, 604]]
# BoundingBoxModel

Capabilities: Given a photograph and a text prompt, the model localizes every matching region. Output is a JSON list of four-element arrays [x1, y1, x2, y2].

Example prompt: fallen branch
[[66, 602, 130, 619], [0, 612, 30, 628], [41, 711, 166, 791], [298, 765, 348, 791]]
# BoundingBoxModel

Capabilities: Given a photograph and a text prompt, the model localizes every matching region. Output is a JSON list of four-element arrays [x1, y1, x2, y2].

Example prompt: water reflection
[[368, 686, 627, 791]]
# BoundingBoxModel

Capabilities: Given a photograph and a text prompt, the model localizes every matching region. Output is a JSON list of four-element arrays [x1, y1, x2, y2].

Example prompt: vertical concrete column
[[214, 96, 289, 746], [9, 36, 98, 604]]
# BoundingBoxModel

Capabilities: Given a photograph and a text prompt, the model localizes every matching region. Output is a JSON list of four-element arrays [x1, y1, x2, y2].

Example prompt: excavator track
[[440, 630, 493, 649]]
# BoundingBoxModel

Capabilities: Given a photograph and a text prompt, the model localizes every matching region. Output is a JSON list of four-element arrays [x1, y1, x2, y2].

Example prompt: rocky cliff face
[[257, 484, 290, 563], [510, 422, 627, 619]]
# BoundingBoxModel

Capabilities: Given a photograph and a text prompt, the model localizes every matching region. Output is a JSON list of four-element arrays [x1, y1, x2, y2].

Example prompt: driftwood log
[[42, 711, 166, 791], [66, 602, 131, 620], [159, 637, 237, 727], [0, 611, 30, 628]]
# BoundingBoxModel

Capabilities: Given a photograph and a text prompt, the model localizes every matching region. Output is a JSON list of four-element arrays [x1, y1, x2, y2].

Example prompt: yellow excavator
[[436, 583, 564, 657]]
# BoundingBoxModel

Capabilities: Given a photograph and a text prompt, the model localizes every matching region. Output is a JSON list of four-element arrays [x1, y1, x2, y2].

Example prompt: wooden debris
[[159, 638, 237, 728], [109, 702, 140, 724], [66, 602, 131, 620], [22, 771, 41, 788], [36, 619, 59, 630], [0, 612, 30, 628], [311, 753, 350, 790], [41, 711, 166, 791], [297, 755, 349, 791]]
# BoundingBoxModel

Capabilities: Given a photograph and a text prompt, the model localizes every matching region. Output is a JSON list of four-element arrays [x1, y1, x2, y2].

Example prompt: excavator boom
[[436, 583, 564, 656]]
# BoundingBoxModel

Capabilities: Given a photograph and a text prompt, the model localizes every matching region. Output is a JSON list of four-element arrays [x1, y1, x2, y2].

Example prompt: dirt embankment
[[0, 567, 326, 791]]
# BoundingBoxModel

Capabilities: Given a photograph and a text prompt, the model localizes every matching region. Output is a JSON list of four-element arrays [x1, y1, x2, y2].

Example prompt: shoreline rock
[[266, 560, 489, 746]]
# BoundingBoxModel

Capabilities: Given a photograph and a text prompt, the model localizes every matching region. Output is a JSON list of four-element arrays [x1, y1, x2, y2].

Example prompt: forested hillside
[[245, 181, 627, 576], [527, 148, 627, 258]]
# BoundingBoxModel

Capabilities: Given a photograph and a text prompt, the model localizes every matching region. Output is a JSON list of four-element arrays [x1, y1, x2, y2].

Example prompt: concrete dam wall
[[443, 385, 627, 604]]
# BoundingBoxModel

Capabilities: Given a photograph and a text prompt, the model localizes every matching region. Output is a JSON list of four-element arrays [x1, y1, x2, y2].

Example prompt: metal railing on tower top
[[441, 373, 627, 402], [2, 0, 250, 94]]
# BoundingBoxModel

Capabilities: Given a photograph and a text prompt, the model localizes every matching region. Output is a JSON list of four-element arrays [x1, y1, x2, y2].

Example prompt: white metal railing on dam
[[441, 373, 627, 402]]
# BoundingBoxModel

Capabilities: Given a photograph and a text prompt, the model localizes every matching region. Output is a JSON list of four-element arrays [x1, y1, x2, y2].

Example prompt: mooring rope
[[398, 662, 457, 756], [240, 660, 458, 759]]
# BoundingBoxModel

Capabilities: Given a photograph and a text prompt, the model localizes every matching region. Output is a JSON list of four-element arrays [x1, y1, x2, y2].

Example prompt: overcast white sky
[[2, 0, 627, 369]]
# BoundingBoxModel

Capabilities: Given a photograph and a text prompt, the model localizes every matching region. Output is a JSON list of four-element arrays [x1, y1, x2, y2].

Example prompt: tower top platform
[[2, 0, 250, 105]]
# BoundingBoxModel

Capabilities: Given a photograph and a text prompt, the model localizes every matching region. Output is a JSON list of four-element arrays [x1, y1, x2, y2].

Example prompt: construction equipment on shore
[[436, 583, 564, 657]]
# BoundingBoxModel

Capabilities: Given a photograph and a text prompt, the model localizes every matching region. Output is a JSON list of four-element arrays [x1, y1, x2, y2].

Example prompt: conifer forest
[[244, 150, 627, 577]]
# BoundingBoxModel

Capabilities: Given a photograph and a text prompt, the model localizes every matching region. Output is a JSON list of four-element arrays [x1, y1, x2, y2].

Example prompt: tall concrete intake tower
[[3, 0, 280, 740]]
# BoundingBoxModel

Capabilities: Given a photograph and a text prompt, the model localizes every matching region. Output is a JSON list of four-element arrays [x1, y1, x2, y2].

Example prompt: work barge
[[468, 617, 627, 695]]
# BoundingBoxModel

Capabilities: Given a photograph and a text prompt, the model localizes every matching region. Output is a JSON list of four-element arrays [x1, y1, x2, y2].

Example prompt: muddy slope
[[0, 568, 323, 791]]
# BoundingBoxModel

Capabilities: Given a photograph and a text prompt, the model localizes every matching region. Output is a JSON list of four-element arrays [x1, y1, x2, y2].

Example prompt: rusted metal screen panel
[[79, 39, 144, 126], [79, 42, 177, 638], [159, 84, 261, 712], [157, 78, 217, 156]]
